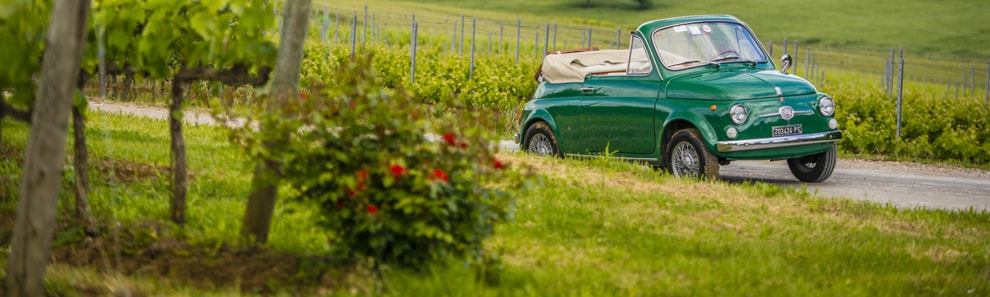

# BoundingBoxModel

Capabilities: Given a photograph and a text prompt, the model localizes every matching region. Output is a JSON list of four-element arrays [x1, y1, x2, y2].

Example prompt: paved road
[[502, 140, 990, 212], [720, 160, 990, 211]]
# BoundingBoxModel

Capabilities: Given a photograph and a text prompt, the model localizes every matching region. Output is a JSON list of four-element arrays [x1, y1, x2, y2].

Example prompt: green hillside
[[390, 0, 990, 58]]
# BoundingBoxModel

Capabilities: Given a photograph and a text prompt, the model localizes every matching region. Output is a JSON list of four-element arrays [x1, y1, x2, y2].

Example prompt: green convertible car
[[516, 15, 842, 182]]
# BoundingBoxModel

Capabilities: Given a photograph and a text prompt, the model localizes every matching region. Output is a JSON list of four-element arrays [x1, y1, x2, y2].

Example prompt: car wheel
[[665, 128, 719, 180], [522, 122, 561, 157], [786, 143, 837, 182]]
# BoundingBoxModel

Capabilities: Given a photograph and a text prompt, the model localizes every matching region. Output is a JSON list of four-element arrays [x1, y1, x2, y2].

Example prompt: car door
[[578, 36, 661, 155]]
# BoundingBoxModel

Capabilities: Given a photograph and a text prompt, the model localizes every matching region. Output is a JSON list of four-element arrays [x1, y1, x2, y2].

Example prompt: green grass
[[3, 112, 989, 296], [0, 113, 330, 255]]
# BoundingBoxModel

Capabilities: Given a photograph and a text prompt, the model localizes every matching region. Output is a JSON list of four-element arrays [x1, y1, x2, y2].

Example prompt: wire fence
[[283, 4, 990, 109]]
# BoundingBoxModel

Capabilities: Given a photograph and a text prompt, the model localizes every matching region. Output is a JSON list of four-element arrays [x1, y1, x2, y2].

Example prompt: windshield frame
[[651, 21, 769, 71]]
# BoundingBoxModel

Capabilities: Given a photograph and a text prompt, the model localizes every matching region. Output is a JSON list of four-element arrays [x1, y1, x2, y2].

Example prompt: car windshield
[[652, 22, 768, 70]]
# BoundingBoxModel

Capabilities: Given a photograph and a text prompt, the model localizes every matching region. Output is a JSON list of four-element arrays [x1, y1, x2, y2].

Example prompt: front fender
[[661, 109, 720, 154], [521, 108, 560, 140]]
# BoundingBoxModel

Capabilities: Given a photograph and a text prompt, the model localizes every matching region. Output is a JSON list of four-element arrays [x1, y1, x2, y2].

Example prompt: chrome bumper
[[716, 131, 842, 153]]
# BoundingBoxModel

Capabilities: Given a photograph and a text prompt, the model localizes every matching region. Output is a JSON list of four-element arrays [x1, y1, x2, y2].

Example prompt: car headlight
[[818, 96, 835, 117], [729, 104, 748, 124]]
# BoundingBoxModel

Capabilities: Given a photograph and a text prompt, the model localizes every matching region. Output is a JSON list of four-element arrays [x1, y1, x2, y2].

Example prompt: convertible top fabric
[[539, 49, 629, 83]]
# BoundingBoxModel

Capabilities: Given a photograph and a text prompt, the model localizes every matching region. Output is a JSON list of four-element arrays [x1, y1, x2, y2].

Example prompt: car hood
[[665, 69, 817, 100]]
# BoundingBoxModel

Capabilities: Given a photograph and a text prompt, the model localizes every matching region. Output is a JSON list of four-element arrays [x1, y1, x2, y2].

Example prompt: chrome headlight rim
[[818, 96, 835, 117], [729, 104, 748, 125]]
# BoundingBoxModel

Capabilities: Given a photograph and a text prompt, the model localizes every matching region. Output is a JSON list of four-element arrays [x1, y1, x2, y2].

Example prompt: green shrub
[[238, 53, 534, 269]]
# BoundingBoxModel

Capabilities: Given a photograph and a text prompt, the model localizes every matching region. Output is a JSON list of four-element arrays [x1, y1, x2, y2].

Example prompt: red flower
[[299, 91, 308, 100], [350, 101, 357, 108], [348, 189, 356, 197], [459, 142, 468, 149], [443, 133, 456, 145], [433, 169, 449, 182], [494, 159, 504, 170], [336, 200, 344, 209], [356, 169, 369, 182], [367, 205, 378, 214], [391, 164, 404, 178]]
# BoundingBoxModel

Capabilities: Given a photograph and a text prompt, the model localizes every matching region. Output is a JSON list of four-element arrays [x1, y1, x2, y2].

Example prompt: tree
[[241, 0, 312, 245], [5, 0, 91, 296]]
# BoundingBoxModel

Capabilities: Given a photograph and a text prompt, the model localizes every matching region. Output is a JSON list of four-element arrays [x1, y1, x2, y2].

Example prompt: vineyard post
[[320, 6, 327, 43], [782, 38, 787, 59], [805, 48, 810, 77], [552, 23, 557, 51], [372, 13, 376, 43], [470, 18, 476, 80], [957, 83, 960, 100], [499, 21, 503, 55], [411, 16, 417, 85], [460, 15, 465, 56], [889, 48, 896, 98], [363, 5, 367, 44], [98, 25, 106, 98], [971, 65, 976, 98], [587, 27, 592, 48], [883, 49, 891, 98], [616, 27, 621, 49], [964, 71, 969, 98], [581, 31, 585, 50], [534, 31, 538, 59], [515, 19, 520, 65], [548, 23, 550, 58], [984, 59, 988, 107], [768, 40, 773, 57], [451, 22, 457, 55], [6, 0, 91, 295], [896, 46, 905, 138], [334, 13, 339, 44], [243, 0, 311, 246], [351, 13, 357, 59], [793, 40, 799, 76]]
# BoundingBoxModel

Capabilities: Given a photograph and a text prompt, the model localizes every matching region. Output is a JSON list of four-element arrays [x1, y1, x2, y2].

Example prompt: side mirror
[[779, 54, 792, 73]]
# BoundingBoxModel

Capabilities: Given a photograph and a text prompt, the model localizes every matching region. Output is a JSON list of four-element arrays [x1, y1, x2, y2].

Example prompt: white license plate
[[772, 124, 802, 137]]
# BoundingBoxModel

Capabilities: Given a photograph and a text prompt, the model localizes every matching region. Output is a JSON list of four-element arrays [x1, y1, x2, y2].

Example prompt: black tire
[[522, 122, 561, 157], [664, 128, 719, 180], [787, 143, 837, 182]]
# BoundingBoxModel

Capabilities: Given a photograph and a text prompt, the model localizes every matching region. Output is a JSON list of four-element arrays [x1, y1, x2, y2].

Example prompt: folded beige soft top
[[538, 49, 629, 84]]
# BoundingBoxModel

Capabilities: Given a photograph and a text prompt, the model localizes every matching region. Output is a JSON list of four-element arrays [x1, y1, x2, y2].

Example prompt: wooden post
[[169, 79, 187, 224], [242, 0, 312, 245], [6, 0, 91, 296]]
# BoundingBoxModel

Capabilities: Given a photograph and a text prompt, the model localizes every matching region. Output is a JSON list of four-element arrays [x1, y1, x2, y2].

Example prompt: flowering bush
[[240, 53, 533, 269]]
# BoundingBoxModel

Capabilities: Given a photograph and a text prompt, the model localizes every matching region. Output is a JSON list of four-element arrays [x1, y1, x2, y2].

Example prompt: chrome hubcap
[[671, 142, 700, 178], [528, 134, 553, 156]]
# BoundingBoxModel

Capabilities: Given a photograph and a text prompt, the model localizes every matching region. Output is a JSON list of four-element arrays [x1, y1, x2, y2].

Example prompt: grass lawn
[[2, 111, 988, 296]]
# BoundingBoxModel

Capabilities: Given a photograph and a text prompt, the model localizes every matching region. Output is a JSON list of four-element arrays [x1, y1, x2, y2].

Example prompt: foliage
[[233, 53, 534, 268], [301, 42, 538, 134], [92, 0, 277, 78], [0, 0, 51, 107], [827, 73, 990, 165]]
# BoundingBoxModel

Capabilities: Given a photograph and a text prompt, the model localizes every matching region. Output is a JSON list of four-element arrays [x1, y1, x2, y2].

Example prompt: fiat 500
[[515, 15, 841, 182]]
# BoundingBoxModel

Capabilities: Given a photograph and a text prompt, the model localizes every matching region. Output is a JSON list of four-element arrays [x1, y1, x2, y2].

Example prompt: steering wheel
[[710, 49, 740, 60]]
